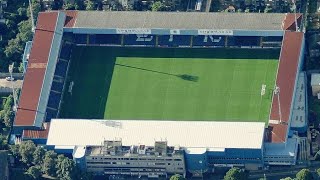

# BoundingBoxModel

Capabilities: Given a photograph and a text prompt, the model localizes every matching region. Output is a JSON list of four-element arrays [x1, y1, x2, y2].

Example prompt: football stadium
[[12, 11, 307, 178]]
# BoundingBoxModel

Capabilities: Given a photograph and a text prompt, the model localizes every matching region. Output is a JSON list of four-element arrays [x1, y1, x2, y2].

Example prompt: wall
[[207, 148, 263, 167]]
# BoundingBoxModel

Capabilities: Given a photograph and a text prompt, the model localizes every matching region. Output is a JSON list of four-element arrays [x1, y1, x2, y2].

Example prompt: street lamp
[[199, 160, 203, 180], [9, 63, 17, 111]]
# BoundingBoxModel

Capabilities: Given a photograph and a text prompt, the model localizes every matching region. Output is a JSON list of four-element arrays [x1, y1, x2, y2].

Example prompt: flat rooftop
[[47, 119, 265, 149], [71, 11, 299, 31]]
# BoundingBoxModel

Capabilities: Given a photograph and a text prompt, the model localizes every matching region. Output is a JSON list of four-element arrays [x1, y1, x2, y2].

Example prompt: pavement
[[248, 161, 320, 179], [0, 79, 23, 89]]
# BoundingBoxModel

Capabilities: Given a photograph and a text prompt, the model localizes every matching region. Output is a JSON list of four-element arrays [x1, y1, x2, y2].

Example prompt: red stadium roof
[[64, 11, 78, 27], [14, 12, 59, 126], [282, 13, 303, 31], [269, 31, 304, 143], [22, 123, 50, 139]]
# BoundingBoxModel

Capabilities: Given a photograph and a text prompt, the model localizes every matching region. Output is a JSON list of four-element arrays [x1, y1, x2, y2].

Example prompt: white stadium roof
[[47, 119, 265, 150]]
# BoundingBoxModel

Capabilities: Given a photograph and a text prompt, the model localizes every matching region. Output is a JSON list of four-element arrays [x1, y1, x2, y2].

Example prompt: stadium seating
[[123, 34, 156, 46], [45, 108, 57, 122], [59, 43, 72, 60], [193, 35, 225, 47], [75, 34, 87, 44], [54, 60, 68, 77], [47, 91, 61, 110], [51, 81, 64, 92], [263, 36, 283, 42], [95, 34, 122, 45], [158, 35, 191, 47], [228, 36, 260, 47]]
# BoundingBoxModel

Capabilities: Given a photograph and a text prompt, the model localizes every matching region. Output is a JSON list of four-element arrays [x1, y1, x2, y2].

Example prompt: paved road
[[249, 162, 320, 179], [0, 79, 23, 89]]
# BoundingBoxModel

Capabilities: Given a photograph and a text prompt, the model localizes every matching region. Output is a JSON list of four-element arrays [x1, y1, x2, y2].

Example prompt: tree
[[27, 0, 42, 23], [73, 166, 93, 180], [19, 62, 25, 73], [19, 140, 36, 165], [296, 169, 313, 180], [56, 154, 76, 180], [317, 168, 320, 177], [210, 0, 222, 12], [0, 134, 7, 150], [264, 5, 272, 13], [1, 95, 14, 127], [4, 36, 24, 61], [26, 165, 42, 179], [32, 146, 46, 165], [42, 150, 57, 176], [151, 1, 164, 11], [63, 2, 76, 10], [17, 7, 27, 17], [52, 0, 63, 10], [170, 174, 185, 180], [85, 0, 95, 10], [17, 20, 33, 43], [9, 144, 20, 161], [224, 167, 247, 180]]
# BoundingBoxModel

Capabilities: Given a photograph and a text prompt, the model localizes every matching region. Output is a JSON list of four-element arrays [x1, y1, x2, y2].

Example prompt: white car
[[5, 77, 14, 81]]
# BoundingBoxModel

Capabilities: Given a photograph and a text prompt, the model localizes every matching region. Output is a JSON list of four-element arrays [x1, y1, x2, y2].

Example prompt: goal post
[[68, 81, 74, 95]]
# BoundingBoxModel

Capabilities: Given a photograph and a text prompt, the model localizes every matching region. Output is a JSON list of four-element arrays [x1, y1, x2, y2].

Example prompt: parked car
[[5, 77, 14, 81]]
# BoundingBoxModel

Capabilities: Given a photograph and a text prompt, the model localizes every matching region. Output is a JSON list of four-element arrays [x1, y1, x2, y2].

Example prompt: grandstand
[[12, 10, 306, 177]]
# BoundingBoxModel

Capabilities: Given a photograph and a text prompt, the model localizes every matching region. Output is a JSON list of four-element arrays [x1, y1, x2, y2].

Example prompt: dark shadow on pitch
[[115, 63, 199, 82], [59, 46, 117, 119]]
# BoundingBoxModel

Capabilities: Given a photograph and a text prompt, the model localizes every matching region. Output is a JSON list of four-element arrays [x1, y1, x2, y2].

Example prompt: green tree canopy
[[170, 174, 185, 180], [32, 146, 46, 165], [17, 20, 33, 42], [0, 134, 7, 150], [56, 154, 76, 180], [17, 7, 27, 17], [9, 144, 20, 161], [1, 95, 14, 127], [317, 168, 320, 177], [19, 62, 24, 73], [4, 36, 24, 61], [85, 0, 95, 10], [27, 0, 41, 23], [63, 2, 76, 10], [264, 5, 272, 13], [42, 150, 57, 176], [281, 177, 294, 180], [224, 167, 247, 180], [19, 140, 36, 165], [296, 169, 313, 180], [151, 1, 164, 11], [26, 165, 42, 179], [210, 0, 222, 12]]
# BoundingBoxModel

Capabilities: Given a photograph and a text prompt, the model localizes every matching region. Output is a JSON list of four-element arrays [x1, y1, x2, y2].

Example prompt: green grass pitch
[[59, 47, 279, 123]]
